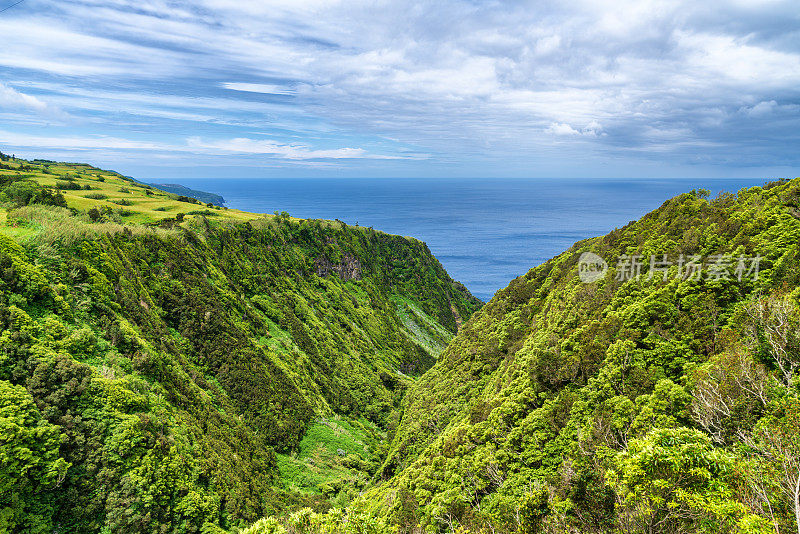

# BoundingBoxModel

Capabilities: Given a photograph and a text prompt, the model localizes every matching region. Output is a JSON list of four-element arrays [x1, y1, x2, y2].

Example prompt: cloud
[[186, 136, 413, 159], [0, 129, 419, 161], [0, 84, 49, 112], [0, 0, 797, 174], [740, 100, 800, 118], [221, 82, 297, 95], [0, 130, 173, 151], [547, 121, 604, 137], [0, 83, 68, 121]]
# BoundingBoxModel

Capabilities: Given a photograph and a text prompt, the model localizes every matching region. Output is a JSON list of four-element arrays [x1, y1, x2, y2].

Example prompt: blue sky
[[0, 0, 798, 179]]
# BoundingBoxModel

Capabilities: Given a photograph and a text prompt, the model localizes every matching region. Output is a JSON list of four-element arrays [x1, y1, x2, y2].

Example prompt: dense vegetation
[[0, 153, 480, 532], [4, 149, 800, 533], [231, 179, 800, 533], [334, 179, 800, 533]]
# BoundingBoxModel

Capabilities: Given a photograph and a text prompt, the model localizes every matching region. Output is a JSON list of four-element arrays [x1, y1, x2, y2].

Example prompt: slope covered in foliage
[[0, 152, 481, 533], [0, 153, 253, 226], [342, 179, 800, 533]]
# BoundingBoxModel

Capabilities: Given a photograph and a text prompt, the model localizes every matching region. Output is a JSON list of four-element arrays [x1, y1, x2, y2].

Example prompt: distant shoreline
[[142, 181, 226, 206]]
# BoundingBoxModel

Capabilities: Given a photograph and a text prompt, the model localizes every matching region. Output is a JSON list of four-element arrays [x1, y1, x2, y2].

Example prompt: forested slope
[[349, 179, 800, 533], [0, 153, 481, 532]]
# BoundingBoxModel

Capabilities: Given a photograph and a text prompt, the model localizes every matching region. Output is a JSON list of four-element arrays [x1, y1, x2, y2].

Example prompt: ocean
[[174, 177, 764, 301]]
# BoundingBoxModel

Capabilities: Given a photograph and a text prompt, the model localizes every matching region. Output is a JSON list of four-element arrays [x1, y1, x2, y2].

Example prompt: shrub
[[84, 193, 108, 200], [1, 181, 67, 208], [55, 180, 82, 191], [7, 205, 178, 244], [187, 210, 217, 217], [240, 517, 287, 534], [87, 207, 102, 222]]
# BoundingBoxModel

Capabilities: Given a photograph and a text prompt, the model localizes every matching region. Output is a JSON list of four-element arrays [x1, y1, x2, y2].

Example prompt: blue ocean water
[[174, 178, 764, 301]]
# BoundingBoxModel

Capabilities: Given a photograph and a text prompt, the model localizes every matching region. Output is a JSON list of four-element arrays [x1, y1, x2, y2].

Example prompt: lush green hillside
[[142, 182, 226, 207], [341, 178, 800, 533], [6, 148, 800, 534], [0, 152, 481, 532], [0, 153, 254, 226]]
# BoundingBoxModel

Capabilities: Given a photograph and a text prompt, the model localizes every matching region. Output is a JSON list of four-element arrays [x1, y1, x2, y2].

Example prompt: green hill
[[143, 182, 227, 207], [5, 147, 800, 534], [0, 153, 254, 227], [0, 152, 481, 532], [348, 179, 800, 533]]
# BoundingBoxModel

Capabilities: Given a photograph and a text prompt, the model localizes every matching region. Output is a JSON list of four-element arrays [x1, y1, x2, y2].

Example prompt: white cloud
[[0, 0, 798, 170], [740, 100, 800, 118], [0, 84, 67, 121], [0, 130, 171, 151], [186, 137, 422, 160], [0, 129, 419, 161], [547, 121, 603, 137], [221, 83, 296, 95], [0, 84, 49, 112]]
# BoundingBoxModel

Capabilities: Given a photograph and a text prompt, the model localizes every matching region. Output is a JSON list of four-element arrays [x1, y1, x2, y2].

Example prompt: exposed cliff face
[[0, 210, 481, 532], [314, 252, 362, 281]]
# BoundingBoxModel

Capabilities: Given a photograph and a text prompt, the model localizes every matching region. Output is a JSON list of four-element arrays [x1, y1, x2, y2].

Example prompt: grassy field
[[0, 157, 261, 228], [276, 416, 384, 506]]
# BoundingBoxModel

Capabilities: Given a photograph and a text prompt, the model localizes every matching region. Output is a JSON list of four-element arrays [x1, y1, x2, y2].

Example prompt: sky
[[0, 0, 798, 179]]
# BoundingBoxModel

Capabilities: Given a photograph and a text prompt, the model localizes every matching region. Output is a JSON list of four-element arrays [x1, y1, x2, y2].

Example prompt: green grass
[[258, 318, 296, 355], [0, 211, 40, 240], [392, 294, 453, 357], [0, 158, 262, 226], [276, 417, 384, 502], [3, 205, 180, 244]]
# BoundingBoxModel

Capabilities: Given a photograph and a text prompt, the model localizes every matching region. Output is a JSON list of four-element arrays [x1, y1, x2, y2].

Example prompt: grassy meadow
[[0, 157, 260, 230]]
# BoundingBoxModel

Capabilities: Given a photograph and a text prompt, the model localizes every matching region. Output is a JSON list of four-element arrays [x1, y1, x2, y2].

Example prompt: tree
[[746, 294, 799, 387], [742, 397, 800, 534], [0, 380, 70, 533], [607, 427, 757, 534], [691, 348, 770, 444]]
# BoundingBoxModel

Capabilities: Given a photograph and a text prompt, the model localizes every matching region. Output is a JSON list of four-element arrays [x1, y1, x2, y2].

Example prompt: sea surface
[[174, 178, 764, 301]]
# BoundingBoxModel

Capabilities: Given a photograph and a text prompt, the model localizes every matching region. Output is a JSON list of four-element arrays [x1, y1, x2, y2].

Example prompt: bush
[[87, 207, 102, 222], [84, 193, 108, 200], [55, 180, 82, 191], [1, 181, 67, 208], [240, 517, 287, 534]]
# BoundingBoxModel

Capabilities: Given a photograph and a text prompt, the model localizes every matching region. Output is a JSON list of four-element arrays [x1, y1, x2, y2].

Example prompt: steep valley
[[2, 152, 800, 534]]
